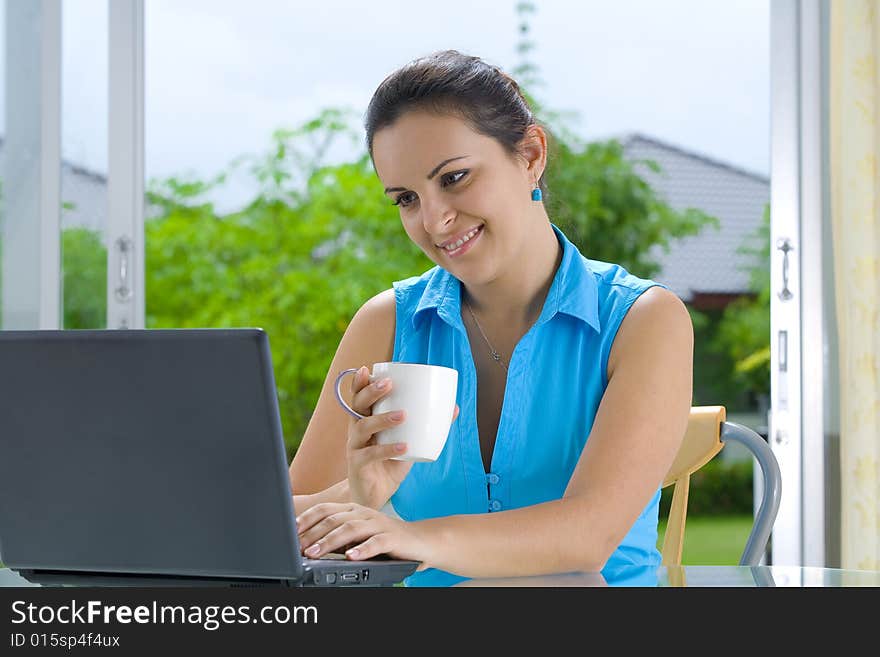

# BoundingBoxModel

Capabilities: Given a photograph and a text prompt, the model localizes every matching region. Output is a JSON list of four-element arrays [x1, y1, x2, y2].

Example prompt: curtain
[[830, 0, 880, 571]]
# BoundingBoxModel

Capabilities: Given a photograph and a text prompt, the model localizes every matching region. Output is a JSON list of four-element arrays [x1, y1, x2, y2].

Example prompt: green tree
[[712, 204, 771, 398], [62, 228, 107, 329]]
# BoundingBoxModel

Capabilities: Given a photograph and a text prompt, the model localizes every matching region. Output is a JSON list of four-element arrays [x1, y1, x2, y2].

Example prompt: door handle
[[114, 236, 133, 303], [776, 238, 794, 301]]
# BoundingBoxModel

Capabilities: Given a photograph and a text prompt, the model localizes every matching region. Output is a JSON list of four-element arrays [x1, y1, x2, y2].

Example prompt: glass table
[[452, 564, 880, 587], [1, 564, 879, 587]]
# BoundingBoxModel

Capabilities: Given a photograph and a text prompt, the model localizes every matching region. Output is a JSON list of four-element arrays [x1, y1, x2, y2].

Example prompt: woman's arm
[[292, 479, 351, 516], [417, 286, 693, 577], [288, 288, 396, 495]]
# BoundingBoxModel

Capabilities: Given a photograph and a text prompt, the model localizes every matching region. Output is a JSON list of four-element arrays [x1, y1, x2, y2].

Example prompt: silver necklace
[[464, 298, 508, 370]]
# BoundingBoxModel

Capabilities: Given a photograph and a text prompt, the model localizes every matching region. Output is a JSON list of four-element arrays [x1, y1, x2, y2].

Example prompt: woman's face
[[371, 110, 541, 286]]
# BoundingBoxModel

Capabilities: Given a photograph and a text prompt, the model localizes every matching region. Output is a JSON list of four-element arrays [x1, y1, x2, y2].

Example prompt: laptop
[[0, 328, 419, 587]]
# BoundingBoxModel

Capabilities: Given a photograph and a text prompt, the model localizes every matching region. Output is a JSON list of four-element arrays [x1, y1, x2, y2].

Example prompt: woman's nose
[[421, 196, 457, 233]]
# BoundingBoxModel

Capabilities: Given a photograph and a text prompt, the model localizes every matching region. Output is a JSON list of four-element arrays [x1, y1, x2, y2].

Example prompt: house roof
[[618, 132, 769, 302]]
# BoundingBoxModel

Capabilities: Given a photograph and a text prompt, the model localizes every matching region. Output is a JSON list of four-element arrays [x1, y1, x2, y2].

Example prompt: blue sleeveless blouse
[[389, 224, 667, 586]]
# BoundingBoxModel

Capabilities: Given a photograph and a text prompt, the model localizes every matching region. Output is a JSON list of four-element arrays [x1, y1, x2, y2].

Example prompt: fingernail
[[346, 548, 359, 559], [390, 411, 404, 421], [375, 378, 390, 390], [305, 543, 320, 556], [394, 442, 407, 452]]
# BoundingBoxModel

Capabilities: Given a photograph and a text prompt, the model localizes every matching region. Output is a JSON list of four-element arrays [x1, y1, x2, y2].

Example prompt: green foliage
[[62, 228, 107, 329], [659, 458, 754, 517], [711, 205, 771, 396], [690, 309, 754, 410]]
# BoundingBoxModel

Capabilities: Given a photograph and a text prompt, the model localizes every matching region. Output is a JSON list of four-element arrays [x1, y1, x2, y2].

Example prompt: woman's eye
[[443, 170, 468, 186], [391, 192, 415, 208], [390, 171, 467, 208]]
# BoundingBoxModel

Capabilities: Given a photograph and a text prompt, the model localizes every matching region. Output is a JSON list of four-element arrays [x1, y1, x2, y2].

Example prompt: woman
[[288, 50, 693, 586]]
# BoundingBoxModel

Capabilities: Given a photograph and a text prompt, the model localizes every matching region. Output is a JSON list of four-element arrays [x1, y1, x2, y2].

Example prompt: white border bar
[[2, 0, 61, 330], [107, 0, 145, 329], [770, 0, 804, 565], [799, 0, 827, 567]]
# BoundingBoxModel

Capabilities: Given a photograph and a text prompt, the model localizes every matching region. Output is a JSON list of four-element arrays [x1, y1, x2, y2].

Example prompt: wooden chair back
[[661, 405, 726, 566]]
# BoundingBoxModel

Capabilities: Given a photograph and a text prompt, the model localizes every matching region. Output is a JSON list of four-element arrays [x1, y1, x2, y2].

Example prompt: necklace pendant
[[491, 351, 501, 361]]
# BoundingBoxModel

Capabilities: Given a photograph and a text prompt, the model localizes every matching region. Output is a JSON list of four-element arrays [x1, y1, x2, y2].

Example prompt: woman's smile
[[437, 224, 484, 259]]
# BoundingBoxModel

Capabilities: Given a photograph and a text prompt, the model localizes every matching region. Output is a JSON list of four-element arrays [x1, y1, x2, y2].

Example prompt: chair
[[661, 406, 782, 566]]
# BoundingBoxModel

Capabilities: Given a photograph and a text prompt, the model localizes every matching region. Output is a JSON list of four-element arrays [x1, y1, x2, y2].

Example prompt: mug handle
[[334, 368, 367, 420]]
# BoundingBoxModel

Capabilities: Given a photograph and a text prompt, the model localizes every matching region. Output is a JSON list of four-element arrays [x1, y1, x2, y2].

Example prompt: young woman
[[288, 50, 693, 586]]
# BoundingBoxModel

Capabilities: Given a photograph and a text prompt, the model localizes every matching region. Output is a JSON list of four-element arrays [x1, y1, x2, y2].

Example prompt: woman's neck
[[463, 218, 562, 327]]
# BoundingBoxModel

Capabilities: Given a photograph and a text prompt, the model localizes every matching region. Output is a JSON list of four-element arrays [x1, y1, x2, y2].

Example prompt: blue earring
[[531, 186, 543, 202]]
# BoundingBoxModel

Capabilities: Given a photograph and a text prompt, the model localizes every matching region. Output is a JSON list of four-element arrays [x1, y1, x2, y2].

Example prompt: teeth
[[443, 226, 481, 251]]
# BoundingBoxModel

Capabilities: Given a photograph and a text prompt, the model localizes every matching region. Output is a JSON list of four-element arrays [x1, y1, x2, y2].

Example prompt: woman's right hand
[[345, 365, 458, 510]]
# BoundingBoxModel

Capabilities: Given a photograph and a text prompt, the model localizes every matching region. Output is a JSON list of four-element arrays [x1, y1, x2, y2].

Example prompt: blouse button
[[486, 473, 500, 485], [489, 499, 503, 512]]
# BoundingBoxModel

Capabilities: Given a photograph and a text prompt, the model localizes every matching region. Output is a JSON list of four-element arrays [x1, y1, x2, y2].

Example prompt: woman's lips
[[439, 225, 483, 259]]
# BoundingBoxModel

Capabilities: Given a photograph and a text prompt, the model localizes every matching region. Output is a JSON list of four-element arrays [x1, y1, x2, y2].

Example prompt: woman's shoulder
[[353, 287, 397, 325], [574, 255, 688, 357], [582, 256, 660, 298], [574, 256, 669, 327], [581, 259, 690, 384], [341, 288, 398, 365]]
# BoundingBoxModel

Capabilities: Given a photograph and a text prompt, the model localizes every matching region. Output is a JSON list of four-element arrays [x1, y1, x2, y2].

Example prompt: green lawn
[[657, 514, 754, 565]]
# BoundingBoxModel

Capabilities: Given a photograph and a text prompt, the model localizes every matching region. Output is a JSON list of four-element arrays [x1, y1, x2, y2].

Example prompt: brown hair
[[364, 49, 548, 195]]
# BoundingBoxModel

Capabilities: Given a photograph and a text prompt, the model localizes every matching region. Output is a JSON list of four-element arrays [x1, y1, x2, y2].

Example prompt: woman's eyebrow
[[383, 155, 469, 194]]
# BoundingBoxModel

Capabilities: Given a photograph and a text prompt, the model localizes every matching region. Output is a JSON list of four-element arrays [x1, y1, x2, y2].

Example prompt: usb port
[[361, 569, 370, 582], [341, 573, 359, 582]]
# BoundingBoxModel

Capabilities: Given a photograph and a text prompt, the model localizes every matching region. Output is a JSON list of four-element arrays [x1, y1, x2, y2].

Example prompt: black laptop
[[0, 328, 419, 587]]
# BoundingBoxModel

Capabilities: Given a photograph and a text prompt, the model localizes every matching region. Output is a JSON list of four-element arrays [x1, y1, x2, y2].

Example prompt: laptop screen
[[0, 329, 305, 581]]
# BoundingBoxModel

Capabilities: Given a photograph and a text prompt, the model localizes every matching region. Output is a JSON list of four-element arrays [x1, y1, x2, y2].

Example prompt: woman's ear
[[517, 124, 548, 180]]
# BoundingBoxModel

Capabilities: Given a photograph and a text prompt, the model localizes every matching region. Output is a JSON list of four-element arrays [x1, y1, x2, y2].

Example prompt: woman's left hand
[[296, 503, 433, 571]]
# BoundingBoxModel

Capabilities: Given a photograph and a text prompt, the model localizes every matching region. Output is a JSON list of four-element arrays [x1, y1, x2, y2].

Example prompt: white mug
[[334, 362, 458, 462]]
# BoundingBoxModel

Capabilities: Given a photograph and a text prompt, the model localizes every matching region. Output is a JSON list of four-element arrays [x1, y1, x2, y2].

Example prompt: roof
[[618, 132, 769, 302]]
